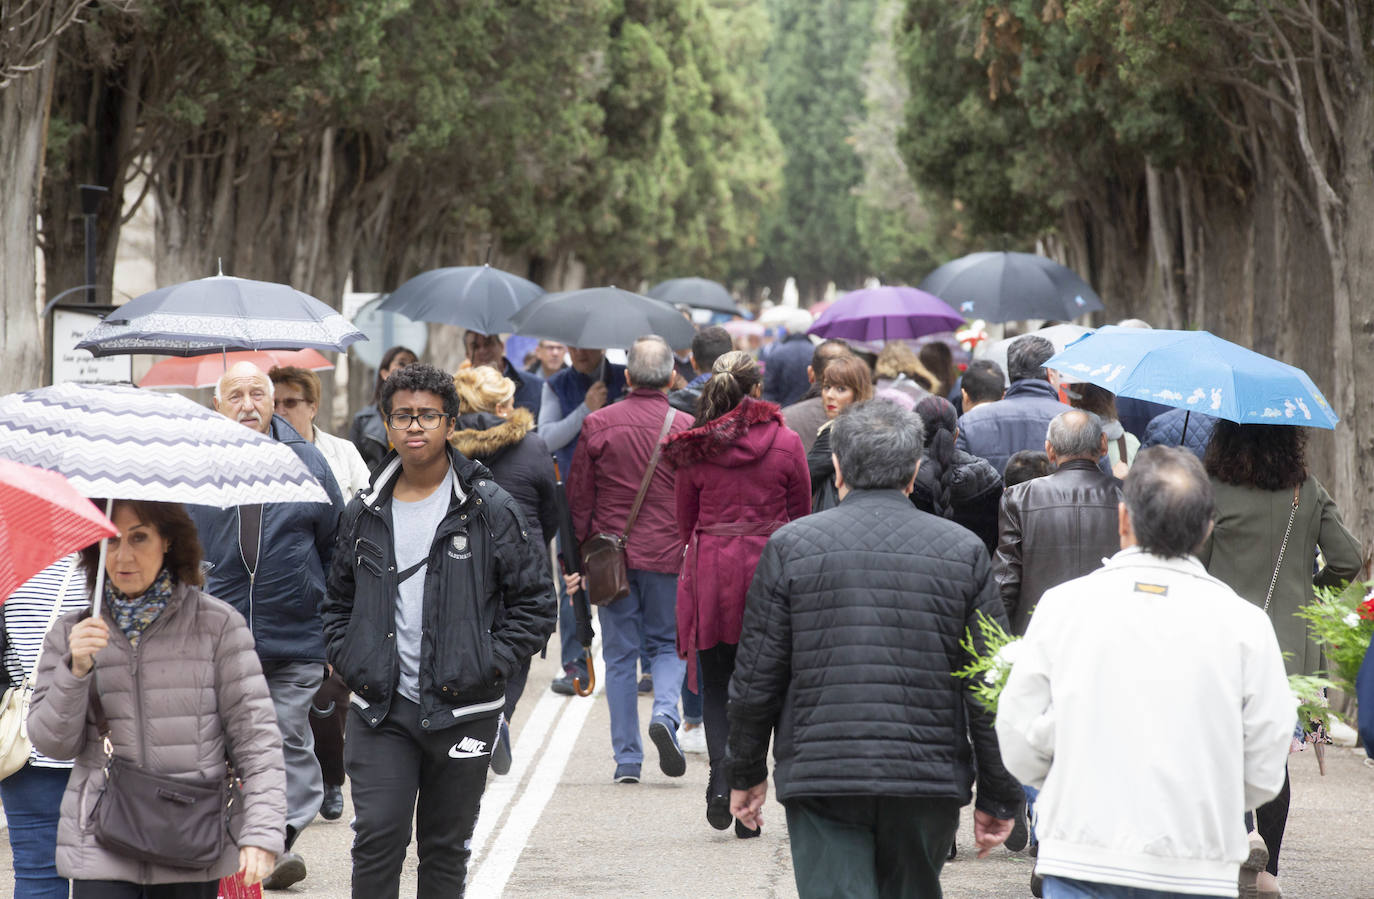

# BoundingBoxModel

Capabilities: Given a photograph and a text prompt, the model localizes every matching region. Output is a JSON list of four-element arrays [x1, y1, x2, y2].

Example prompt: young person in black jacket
[[323, 364, 555, 899]]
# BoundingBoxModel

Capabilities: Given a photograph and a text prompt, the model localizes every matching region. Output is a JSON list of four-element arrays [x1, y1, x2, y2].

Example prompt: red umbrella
[[0, 458, 117, 601], [138, 348, 334, 390]]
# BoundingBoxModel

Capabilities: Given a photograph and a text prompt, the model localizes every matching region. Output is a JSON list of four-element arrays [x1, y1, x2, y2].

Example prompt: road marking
[[467, 642, 604, 895]]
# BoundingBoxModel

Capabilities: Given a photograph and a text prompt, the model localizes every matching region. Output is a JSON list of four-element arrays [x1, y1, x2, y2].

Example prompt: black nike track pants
[[345, 695, 497, 898]]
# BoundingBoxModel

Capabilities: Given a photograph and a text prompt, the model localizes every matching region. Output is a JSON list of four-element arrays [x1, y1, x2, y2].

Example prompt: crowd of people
[[0, 312, 1364, 899]]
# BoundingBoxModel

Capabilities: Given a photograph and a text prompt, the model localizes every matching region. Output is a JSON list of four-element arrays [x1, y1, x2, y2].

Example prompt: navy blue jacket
[[762, 333, 814, 407], [1141, 407, 1217, 460], [504, 359, 543, 419], [188, 416, 344, 663], [956, 379, 1068, 478]]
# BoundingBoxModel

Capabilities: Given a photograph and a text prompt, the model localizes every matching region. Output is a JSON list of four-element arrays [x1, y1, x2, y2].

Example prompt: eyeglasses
[[386, 411, 449, 430], [274, 398, 312, 410]]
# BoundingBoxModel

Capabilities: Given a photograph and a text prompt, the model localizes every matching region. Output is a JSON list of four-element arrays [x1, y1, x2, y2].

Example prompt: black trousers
[[345, 696, 497, 899], [1245, 765, 1291, 876], [310, 671, 351, 786], [698, 642, 737, 798], [72, 881, 217, 899], [784, 795, 960, 899]]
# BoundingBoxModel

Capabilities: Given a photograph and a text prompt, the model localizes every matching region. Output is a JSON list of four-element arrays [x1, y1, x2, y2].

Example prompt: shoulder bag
[[86, 678, 243, 869], [580, 408, 676, 606], [0, 561, 77, 780]]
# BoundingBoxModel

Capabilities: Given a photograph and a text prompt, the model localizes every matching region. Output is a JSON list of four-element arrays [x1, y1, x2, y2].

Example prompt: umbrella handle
[[573, 651, 596, 696], [91, 498, 113, 619]]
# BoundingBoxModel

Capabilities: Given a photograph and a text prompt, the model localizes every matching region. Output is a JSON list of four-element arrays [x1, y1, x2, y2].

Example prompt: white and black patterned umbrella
[[75, 275, 366, 357], [0, 383, 331, 508]]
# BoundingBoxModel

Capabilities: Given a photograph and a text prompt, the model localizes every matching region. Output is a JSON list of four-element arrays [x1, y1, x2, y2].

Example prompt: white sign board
[[51, 308, 133, 385]]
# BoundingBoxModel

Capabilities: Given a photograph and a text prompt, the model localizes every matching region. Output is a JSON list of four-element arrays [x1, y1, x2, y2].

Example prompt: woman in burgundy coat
[[662, 351, 811, 836]]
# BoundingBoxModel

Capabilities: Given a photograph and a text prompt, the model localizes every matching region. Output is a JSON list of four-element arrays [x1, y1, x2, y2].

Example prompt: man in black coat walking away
[[727, 399, 1022, 898]]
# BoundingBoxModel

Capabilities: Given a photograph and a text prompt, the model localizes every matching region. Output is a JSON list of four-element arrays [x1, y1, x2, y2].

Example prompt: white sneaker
[[677, 723, 708, 754]]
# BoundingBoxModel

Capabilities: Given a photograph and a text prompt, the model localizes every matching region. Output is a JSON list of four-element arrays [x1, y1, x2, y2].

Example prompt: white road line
[[466, 643, 604, 896]]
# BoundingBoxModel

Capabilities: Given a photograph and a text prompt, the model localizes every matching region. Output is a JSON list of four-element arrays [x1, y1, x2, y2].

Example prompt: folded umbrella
[[509, 287, 695, 350], [77, 275, 366, 356], [138, 348, 334, 390], [808, 285, 965, 343], [648, 278, 740, 315], [1043, 326, 1338, 428], [919, 251, 1104, 323], [0, 459, 118, 601], [378, 265, 545, 335]]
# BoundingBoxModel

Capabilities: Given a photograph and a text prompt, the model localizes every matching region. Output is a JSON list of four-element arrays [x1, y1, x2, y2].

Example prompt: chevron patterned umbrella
[[0, 383, 331, 508]]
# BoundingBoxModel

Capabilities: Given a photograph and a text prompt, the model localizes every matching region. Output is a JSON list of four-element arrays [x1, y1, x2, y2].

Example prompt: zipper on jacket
[[236, 506, 263, 634]]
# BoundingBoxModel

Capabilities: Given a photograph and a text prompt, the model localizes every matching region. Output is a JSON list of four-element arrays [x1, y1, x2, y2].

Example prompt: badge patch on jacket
[[1133, 582, 1168, 596], [448, 531, 471, 561]]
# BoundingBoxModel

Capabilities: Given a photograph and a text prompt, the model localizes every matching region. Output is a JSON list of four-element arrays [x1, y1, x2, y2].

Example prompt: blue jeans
[[1, 763, 71, 899], [597, 569, 686, 765], [1043, 876, 1194, 898], [1024, 783, 1039, 842], [681, 657, 703, 725]]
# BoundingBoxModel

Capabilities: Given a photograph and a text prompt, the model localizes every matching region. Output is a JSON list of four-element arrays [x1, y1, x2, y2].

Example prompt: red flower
[[1358, 597, 1374, 621]]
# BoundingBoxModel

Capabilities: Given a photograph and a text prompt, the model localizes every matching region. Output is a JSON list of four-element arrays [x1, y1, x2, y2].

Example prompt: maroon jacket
[[662, 397, 811, 669], [568, 388, 692, 573]]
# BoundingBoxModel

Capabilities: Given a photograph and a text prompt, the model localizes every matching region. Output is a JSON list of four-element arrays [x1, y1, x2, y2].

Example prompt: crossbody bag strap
[[1262, 485, 1303, 613], [16, 559, 78, 692], [622, 408, 677, 542], [1115, 436, 1129, 463]]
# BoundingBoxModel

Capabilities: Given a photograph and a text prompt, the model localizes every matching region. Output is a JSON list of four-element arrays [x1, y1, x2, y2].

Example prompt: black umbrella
[[647, 277, 739, 314], [509, 287, 696, 350], [918, 251, 1104, 323], [377, 264, 545, 335]]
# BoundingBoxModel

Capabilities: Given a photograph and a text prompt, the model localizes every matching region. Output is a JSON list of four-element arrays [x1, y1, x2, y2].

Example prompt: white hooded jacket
[[996, 547, 1295, 896]]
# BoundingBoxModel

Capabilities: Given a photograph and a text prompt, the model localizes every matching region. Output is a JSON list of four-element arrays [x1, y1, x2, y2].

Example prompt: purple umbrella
[[807, 286, 965, 342]]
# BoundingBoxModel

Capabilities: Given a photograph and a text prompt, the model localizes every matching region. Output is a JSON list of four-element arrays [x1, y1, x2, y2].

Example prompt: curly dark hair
[[380, 362, 461, 420], [1203, 420, 1307, 491], [79, 500, 204, 592]]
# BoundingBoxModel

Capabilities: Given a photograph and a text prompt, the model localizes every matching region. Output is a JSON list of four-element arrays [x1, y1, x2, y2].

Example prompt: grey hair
[[1123, 446, 1214, 558], [1006, 334, 1056, 381], [213, 365, 274, 402], [627, 335, 674, 389], [1046, 409, 1104, 459], [1116, 318, 1153, 329], [831, 400, 925, 491]]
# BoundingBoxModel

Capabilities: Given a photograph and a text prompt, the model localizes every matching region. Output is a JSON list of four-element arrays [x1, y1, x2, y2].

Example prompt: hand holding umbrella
[[551, 456, 596, 696]]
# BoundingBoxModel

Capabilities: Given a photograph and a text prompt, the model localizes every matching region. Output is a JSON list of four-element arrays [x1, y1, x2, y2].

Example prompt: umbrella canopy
[[377, 265, 545, 335], [978, 323, 1095, 386], [1043, 326, 1338, 428], [647, 278, 740, 314], [0, 459, 117, 601], [76, 275, 366, 357], [808, 285, 965, 343], [0, 383, 333, 507], [919, 251, 1104, 323], [138, 348, 334, 390], [509, 287, 695, 350]]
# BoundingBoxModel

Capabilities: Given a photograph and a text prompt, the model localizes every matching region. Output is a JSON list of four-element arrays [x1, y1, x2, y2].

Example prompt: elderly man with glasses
[[186, 361, 345, 891], [322, 363, 555, 898]]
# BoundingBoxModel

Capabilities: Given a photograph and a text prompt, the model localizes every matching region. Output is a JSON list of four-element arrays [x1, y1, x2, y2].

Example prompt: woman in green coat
[[1199, 420, 1362, 892]]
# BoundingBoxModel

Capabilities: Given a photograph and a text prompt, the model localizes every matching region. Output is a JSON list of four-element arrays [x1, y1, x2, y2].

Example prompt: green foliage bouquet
[[953, 612, 1021, 714], [1294, 579, 1374, 693]]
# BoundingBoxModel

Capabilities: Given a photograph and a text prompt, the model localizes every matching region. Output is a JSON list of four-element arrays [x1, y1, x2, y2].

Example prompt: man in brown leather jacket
[[995, 409, 1122, 636]]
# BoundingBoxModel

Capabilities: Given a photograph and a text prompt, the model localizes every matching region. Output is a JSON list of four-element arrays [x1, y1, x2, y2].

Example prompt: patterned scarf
[[104, 567, 175, 648]]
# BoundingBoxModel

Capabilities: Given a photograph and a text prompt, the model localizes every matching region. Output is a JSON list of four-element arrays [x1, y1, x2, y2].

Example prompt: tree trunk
[[0, 45, 55, 392]]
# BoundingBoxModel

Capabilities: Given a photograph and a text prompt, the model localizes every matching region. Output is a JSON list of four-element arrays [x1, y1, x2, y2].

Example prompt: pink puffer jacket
[[29, 582, 285, 884]]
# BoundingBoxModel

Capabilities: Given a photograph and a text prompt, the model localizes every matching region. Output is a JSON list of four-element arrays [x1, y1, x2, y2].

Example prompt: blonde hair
[[874, 343, 941, 395], [453, 365, 515, 414]]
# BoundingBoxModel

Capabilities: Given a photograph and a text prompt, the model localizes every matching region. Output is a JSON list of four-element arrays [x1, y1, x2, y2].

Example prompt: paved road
[[4, 646, 1374, 897]]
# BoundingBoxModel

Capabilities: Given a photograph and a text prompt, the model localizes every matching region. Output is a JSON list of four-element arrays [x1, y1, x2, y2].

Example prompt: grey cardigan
[[29, 582, 286, 884]]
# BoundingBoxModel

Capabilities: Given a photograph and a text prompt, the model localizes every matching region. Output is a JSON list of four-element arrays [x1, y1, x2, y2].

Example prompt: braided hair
[[913, 394, 958, 518], [695, 350, 762, 426]]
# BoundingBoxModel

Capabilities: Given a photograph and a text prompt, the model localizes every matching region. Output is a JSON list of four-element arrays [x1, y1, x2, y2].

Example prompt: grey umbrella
[[918, 251, 1104, 323], [377, 264, 545, 335], [75, 275, 365, 356], [509, 287, 696, 350], [647, 277, 739, 314]]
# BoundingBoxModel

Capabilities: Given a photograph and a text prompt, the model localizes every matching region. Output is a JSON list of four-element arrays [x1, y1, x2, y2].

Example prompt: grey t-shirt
[[389, 469, 453, 702]]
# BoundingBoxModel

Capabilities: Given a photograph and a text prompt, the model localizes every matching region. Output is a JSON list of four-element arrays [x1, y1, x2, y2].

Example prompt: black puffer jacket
[[322, 448, 555, 729], [994, 458, 1122, 634], [726, 489, 1022, 817], [912, 448, 1003, 554], [450, 408, 558, 548]]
